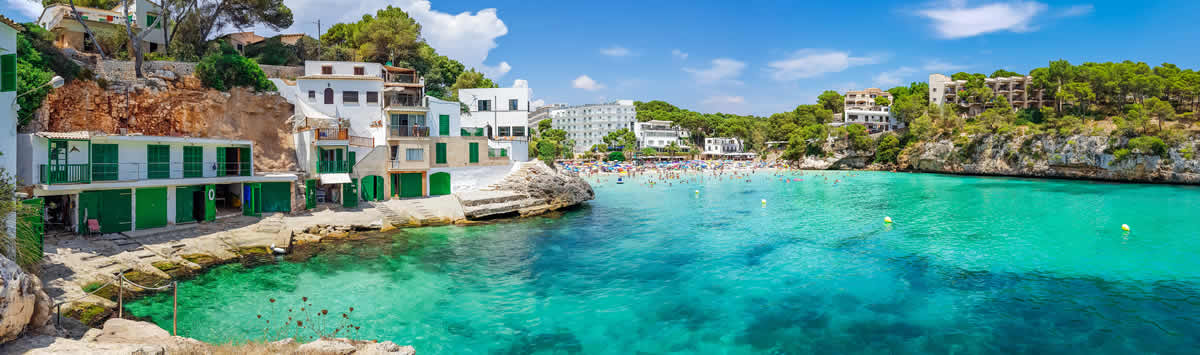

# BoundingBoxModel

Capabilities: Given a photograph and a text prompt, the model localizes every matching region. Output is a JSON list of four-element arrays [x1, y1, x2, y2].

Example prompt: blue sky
[[6, 0, 1200, 115]]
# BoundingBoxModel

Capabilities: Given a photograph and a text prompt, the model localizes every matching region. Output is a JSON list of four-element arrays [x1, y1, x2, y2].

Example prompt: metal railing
[[488, 148, 508, 158], [461, 127, 485, 137], [318, 160, 350, 173], [389, 126, 430, 137], [349, 135, 374, 147], [41, 162, 252, 184], [385, 95, 424, 107]]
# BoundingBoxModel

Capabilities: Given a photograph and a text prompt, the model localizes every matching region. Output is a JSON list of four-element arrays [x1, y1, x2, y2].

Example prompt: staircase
[[373, 202, 407, 226]]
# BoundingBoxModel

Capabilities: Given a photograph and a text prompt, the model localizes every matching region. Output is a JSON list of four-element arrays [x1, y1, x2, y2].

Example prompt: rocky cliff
[[458, 162, 595, 219], [808, 133, 1200, 184], [30, 74, 298, 172], [0, 256, 51, 344]]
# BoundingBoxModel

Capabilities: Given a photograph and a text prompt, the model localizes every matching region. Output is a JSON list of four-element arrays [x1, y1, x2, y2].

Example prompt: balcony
[[316, 128, 349, 141], [384, 94, 426, 110], [39, 161, 252, 185], [318, 160, 350, 174], [461, 127, 485, 137], [389, 126, 430, 138]]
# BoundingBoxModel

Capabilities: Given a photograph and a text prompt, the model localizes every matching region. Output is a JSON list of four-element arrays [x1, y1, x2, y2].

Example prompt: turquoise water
[[127, 171, 1200, 354]]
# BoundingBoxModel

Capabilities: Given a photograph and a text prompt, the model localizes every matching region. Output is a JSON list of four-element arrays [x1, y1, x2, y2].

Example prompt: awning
[[319, 173, 351, 184]]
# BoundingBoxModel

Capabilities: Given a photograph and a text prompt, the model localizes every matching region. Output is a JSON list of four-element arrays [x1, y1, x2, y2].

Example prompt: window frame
[[405, 148, 424, 161], [508, 99, 519, 111], [343, 91, 359, 104], [321, 65, 333, 75], [366, 91, 378, 104]]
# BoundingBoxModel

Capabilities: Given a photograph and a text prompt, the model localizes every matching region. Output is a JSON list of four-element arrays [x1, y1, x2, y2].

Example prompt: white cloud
[[683, 58, 746, 84], [572, 75, 605, 91], [874, 67, 918, 87], [702, 96, 745, 105], [922, 59, 967, 72], [531, 99, 545, 109], [512, 79, 528, 88], [600, 46, 632, 57], [5, 0, 42, 19], [1059, 4, 1093, 17], [768, 50, 885, 81], [918, 1, 1047, 39], [395, 0, 512, 77], [671, 49, 688, 60]]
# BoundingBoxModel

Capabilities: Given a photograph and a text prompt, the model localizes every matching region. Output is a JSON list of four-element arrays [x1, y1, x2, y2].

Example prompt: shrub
[[1127, 136, 1167, 157], [874, 134, 901, 164], [1112, 148, 1131, 164], [607, 151, 626, 161], [195, 42, 276, 92]]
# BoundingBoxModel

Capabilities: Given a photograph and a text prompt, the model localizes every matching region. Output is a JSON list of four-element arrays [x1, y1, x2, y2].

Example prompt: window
[[390, 146, 400, 160], [0, 54, 15, 92], [932, 88, 938, 92], [236, 44, 244, 52], [354, 66, 365, 75], [323, 88, 333, 104], [343, 91, 358, 104], [508, 99, 519, 110], [477, 100, 491, 111], [366, 91, 378, 104], [147, 145, 170, 179], [180, 146, 202, 178], [308, 90, 316, 100], [146, 14, 160, 29], [406, 148, 424, 161], [513, 127, 525, 137], [322, 65, 333, 75], [149, 42, 158, 53], [91, 144, 118, 181], [499, 126, 511, 136]]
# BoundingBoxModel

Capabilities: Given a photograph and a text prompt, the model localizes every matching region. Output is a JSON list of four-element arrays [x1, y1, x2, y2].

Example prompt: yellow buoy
[[884, 216, 893, 223], [1121, 224, 1130, 232], [761, 199, 767, 204], [695, 190, 700, 194]]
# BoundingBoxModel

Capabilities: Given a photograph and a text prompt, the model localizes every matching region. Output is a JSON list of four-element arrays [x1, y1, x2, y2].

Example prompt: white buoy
[[1121, 224, 1130, 232], [761, 199, 767, 205], [695, 190, 700, 194], [884, 216, 893, 223]]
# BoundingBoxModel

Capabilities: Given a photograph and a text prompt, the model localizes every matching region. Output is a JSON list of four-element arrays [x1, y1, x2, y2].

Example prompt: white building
[[1, 17, 22, 255], [840, 88, 904, 133], [14, 132, 297, 234], [273, 61, 513, 204], [634, 120, 689, 151], [704, 137, 744, 156], [929, 73, 1049, 117], [529, 103, 566, 128], [550, 100, 637, 152], [457, 86, 532, 162]]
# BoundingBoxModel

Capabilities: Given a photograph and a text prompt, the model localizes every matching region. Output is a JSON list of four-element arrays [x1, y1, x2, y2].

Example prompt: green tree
[[817, 90, 844, 113], [195, 42, 276, 92], [173, 0, 294, 58], [874, 134, 901, 163], [352, 6, 423, 65], [640, 147, 657, 157], [537, 119, 553, 134], [873, 96, 890, 107], [1144, 97, 1176, 132], [602, 128, 637, 152], [665, 141, 680, 157], [990, 69, 1021, 78], [448, 69, 498, 100]]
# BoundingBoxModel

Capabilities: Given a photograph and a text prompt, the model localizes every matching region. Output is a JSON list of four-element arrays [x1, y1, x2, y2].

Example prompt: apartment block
[[457, 86, 533, 162], [929, 73, 1051, 116], [841, 88, 904, 133], [529, 103, 566, 128], [634, 120, 690, 151], [550, 100, 637, 152]]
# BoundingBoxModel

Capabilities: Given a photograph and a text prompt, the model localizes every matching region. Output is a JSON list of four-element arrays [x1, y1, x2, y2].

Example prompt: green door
[[429, 172, 451, 196], [305, 179, 316, 209], [435, 143, 447, 164], [348, 151, 356, 173], [243, 183, 262, 216], [400, 173, 423, 198], [80, 189, 133, 234], [390, 174, 400, 198], [92, 144, 118, 181], [261, 182, 292, 213], [469, 142, 479, 163], [18, 198, 44, 264], [204, 184, 216, 221], [439, 115, 450, 136], [175, 186, 201, 223], [135, 187, 168, 230], [360, 175, 384, 201], [239, 147, 251, 176], [342, 179, 358, 208]]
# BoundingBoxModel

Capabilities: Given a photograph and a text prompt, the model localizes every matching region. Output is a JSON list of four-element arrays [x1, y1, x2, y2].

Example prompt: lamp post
[[15, 76, 65, 99]]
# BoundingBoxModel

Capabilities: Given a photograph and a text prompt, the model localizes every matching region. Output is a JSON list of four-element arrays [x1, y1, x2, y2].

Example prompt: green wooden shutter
[[1, 54, 16, 92], [348, 151, 356, 173], [147, 145, 170, 179], [216, 147, 226, 176], [183, 146, 202, 178], [239, 147, 251, 176], [439, 115, 450, 136], [469, 143, 479, 163], [91, 144, 118, 181], [436, 143, 447, 164]]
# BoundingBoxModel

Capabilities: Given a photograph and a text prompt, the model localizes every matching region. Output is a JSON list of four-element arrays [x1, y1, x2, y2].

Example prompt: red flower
[[297, 321, 303, 326], [321, 309, 328, 315], [269, 298, 276, 303], [302, 297, 308, 302], [257, 314, 262, 319], [349, 307, 354, 312]]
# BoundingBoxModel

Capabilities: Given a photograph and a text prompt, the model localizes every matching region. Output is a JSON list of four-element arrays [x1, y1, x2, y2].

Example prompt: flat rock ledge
[[1, 318, 416, 354], [458, 161, 595, 220]]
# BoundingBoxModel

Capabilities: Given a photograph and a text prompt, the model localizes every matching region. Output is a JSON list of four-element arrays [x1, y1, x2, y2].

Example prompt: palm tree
[[665, 141, 680, 159]]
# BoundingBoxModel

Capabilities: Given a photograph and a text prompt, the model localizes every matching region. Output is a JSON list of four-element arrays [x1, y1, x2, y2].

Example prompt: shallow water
[[127, 171, 1200, 354]]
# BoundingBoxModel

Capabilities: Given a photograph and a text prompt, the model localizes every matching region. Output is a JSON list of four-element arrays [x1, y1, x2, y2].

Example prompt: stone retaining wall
[[96, 60, 303, 81]]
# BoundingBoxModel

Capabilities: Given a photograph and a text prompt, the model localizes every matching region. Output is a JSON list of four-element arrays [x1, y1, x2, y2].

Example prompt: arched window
[[323, 88, 334, 104]]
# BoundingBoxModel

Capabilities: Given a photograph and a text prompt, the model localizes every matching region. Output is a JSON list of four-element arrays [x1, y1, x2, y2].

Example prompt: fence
[[54, 271, 180, 336], [38, 162, 253, 185]]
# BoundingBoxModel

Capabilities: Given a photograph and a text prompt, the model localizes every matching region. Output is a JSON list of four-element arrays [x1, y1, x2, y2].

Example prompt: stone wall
[[95, 60, 303, 82]]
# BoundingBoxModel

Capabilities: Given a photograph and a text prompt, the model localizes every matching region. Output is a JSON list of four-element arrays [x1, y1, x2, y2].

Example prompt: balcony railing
[[385, 95, 424, 108], [40, 162, 252, 185], [39, 164, 90, 184], [389, 126, 430, 137], [318, 160, 350, 174], [461, 127, 485, 137], [316, 128, 349, 141]]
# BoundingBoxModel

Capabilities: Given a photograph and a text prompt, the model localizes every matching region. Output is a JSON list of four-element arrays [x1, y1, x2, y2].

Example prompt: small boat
[[616, 177, 625, 184]]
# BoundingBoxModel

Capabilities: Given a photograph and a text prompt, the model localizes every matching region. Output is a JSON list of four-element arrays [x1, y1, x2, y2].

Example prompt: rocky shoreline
[[796, 134, 1200, 185], [0, 162, 593, 354]]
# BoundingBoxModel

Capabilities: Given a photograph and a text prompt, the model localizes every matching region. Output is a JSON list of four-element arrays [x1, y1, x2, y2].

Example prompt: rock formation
[[0, 255, 51, 344], [459, 162, 596, 219], [31, 74, 298, 172]]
